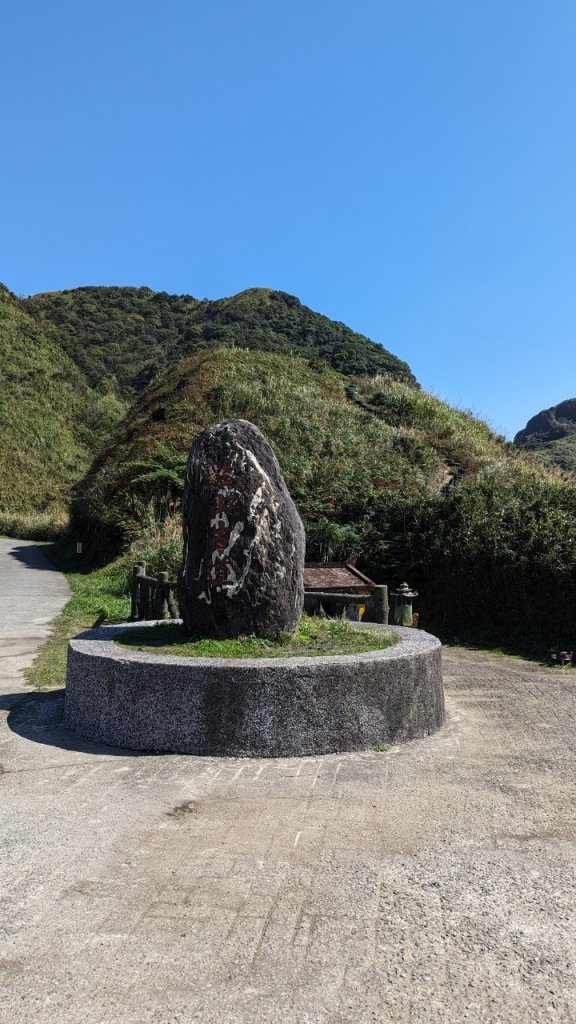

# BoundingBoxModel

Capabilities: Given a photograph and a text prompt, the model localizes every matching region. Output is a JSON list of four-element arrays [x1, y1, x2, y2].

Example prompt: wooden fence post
[[156, 572, 170, 620], [363, 585, 389, 624], [374, 585, 389, 624], [144, 578, 153, 621], [131, 563, 146, 621], [167, 583, 179, 620]]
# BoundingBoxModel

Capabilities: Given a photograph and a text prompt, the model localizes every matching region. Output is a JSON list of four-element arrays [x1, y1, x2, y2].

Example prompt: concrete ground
[[1, 540, 575, 1023]]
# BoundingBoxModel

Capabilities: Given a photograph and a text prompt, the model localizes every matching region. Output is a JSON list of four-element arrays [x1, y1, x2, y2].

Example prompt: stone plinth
[[64, 624, 444, 757]]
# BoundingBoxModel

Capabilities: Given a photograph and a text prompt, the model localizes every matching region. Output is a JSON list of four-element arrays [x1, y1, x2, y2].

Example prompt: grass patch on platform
[[114, 617, 399, 660]]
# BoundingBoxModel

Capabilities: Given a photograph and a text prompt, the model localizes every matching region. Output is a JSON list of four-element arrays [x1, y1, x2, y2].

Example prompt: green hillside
[[0, 285, 123, 519], [23, 285, 415, 399], [72, 348, 576, 647], [5, 276, 576, 649], [514, 398, 576, 473]]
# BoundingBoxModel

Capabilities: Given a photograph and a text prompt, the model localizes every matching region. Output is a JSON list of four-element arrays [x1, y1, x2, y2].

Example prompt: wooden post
[[375, 585, 389, 624], [138, 575, 147, 621], [145, 579, 153, 621], [156, 572, 170, 619], [139, 577, 149, 621], [167, 583, 179, 620], [131, 563, 146, 621], [363, 585, 389, 624]]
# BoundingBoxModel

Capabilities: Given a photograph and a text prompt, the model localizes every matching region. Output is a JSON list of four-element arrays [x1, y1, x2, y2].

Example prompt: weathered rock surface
[[515, 398, 576, 445], [514, 397, 576, 472], [178, 419, 305, 638]]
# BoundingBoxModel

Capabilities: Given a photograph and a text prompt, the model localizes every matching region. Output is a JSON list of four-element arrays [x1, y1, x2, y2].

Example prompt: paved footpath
[[1, 540, 576, 1024]]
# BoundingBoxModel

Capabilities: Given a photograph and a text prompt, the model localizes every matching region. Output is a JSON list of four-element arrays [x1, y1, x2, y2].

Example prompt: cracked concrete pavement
[[1, 538, 576, 1023]]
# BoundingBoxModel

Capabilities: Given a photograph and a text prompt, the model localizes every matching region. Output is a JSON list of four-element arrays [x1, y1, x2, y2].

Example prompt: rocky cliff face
[[515, 399, 576, 472]]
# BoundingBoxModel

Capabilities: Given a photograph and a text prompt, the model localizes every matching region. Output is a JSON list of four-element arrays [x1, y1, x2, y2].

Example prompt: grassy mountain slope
[[6, 276, 576, 649], [23, 285, 415, 399], [0, 285, 124, 516], [514, 398, 576, 473], [72, 348, 506, 549], [72, 348, 576, 647]]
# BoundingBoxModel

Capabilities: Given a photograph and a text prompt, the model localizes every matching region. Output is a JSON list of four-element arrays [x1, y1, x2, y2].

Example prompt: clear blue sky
[[3, 0, 576, 438]]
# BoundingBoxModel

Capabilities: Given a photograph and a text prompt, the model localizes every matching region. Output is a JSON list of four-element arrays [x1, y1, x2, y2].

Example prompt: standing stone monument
[[178, 419, 305, 639]]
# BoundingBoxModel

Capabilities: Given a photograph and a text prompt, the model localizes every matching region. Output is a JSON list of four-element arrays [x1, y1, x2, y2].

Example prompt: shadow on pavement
[[7, 544, 60, 572], [5, 689, 149, 757], [0, 693, 27, 711]]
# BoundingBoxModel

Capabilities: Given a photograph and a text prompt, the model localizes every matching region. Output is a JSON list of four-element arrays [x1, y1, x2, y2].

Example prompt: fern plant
[[126, 441, 187, 505]]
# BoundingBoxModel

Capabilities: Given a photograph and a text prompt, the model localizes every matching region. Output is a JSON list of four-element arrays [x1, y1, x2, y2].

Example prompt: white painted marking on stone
[[243, 449, 272, 490], [191, 558, 204, 582], [210, 510, 229, 528]]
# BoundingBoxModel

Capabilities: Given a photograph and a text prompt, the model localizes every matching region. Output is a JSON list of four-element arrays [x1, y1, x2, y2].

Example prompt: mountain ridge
[[1, 280, 415, 517], [514, 397, 576, 473], [22, 284, 416, 399]]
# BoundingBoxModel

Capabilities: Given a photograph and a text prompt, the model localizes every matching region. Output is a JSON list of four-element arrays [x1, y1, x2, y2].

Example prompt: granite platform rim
[[69, 620, 441, 669]]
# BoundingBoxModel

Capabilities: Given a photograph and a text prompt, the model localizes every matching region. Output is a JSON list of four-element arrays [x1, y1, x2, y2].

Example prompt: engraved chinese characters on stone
[[178, 420, 305, 639], [208, 464, 234, 589], [208, 461, 234, 488]]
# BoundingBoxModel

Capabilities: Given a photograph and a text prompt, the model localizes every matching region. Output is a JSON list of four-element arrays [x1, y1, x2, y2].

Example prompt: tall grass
[[129, 512, 182, 577], [0, 510, 68, 541]]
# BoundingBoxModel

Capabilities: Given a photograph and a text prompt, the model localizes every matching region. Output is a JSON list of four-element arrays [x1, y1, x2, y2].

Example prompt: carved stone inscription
[[208, 463, 235, 590]]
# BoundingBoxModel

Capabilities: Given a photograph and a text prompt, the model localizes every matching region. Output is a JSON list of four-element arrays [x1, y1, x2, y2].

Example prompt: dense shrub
[[397, 476, 576, 647]]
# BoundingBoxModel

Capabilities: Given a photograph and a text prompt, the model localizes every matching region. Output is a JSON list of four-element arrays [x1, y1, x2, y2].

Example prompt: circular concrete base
[[64, 622, 444, 756]]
